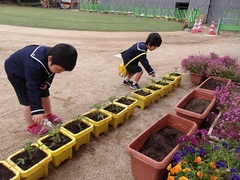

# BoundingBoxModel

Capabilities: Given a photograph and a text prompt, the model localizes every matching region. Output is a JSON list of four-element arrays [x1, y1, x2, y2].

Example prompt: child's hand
[[40, 83, 48, 90], [32, 114, 45, 125], [151, 73, 156, 77]]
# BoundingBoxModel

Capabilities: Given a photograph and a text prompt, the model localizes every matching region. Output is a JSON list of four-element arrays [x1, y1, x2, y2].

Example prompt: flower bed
[[167, 130, 240, 180], [168, 83, 240, 179], [181, 52, 240, 84]]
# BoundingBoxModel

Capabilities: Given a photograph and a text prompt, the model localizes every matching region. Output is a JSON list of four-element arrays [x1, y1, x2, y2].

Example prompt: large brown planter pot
[[197, 76, 232, 94], [125, 114, 198, 180], [190, 73, 206, 85], [174, 89, 216, 128]]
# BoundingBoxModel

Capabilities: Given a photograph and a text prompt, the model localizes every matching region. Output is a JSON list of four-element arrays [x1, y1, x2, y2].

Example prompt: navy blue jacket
[[121, 42, 154, 75], [5, 45, 55, 115]]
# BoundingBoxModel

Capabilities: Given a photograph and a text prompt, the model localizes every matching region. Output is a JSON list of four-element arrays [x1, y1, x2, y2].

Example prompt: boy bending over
[[5, 43, 78, 135]]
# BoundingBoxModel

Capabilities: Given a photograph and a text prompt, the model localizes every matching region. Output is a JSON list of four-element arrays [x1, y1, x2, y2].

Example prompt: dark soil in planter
[[0, 163, 15, 179], [41, 133, 72, 151], [201, 78, 227, 90], [64, 121, 90, 134], [116, 98, 135, 105], [103, 104, 124, 114], [163, 78, 174, 81], [10, 146, 47, 170], [156, 81, 169, 86], [146, 85, 161, 91], [183, 98, 211, 114], [139, 126, 183, 162], [170, 73, 181, 76], [85, 112, 108, 122], [134, 90, 151, 96]]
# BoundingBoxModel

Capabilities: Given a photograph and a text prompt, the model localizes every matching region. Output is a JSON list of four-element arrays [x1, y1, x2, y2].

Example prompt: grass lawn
[[0, 4, 184, 31]]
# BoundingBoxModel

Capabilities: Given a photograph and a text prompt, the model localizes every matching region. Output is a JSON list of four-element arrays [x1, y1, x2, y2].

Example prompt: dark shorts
[[7, 74, 49, 106], [126, 64, 142, 74]]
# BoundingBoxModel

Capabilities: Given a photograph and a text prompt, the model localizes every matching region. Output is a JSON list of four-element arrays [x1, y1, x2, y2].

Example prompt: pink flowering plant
[[181, 53, 211, 75], [167, 130, 240, 180], [206, 54, 240, 83], [206, 83, 240, 142], [181, 52, 240, 83]]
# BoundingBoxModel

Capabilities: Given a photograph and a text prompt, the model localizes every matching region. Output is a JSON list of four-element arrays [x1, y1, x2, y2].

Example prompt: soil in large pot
[[201, 78, 228, 90], [183, 98, 211, 114], [139, 126, 183, 161]]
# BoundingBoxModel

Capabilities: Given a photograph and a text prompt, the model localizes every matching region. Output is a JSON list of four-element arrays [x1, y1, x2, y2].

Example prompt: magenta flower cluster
[[181, 52, 240, 83], [181, 53, 211, 75], [206, 53, 240, 82], [211, 83, 240, 142]]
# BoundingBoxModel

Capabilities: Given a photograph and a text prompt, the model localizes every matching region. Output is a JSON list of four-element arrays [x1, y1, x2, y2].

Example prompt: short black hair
[[48, 43, 78, 71], [145, 33, 162, 47]]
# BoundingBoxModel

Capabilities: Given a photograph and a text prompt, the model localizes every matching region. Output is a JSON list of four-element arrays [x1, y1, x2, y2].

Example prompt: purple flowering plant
[[167, 130, 240, 180], [181, 52, 240, 83], [206, 83, 240, 142], [181, 53, 211, 75], [206, 54, 240, 83]]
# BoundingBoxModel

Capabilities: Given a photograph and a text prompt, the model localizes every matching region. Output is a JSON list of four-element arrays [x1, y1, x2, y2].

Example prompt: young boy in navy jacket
[[5, 43, 78, 135], [121, 33, 162, 89]]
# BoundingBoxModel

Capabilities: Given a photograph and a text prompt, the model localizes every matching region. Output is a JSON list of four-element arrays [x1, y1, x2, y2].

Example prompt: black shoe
[[123, 79, 133, 85], [130, 82, 140, 89]]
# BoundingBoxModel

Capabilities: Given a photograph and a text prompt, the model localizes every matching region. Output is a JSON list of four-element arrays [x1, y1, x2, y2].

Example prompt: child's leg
[[23, 105, 35, 126], [42, 96, 62, 124], [133, 71, 143, 83], [41, 96, 52, 115]]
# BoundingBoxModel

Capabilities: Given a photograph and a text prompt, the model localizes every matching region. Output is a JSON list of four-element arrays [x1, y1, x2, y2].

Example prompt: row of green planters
[[126, 75, 235, 180], [0, 71, 184, 180]]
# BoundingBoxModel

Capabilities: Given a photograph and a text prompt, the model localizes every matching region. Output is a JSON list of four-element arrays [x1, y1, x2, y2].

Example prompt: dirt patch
[[0, 24, 239, 180]]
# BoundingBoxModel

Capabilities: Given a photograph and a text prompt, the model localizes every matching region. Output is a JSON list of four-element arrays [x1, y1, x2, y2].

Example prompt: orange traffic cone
[[191, 20, 198, 33], [208, 21, 215, 35], [197, 19, 202, 32]]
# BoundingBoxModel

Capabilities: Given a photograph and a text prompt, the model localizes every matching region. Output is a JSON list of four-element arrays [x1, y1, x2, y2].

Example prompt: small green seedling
[[91, 103, 105, 120], [108, 96, 121, 111], [17, 142, 40, 165], [73, 114, 85, 131], [48, 124, 66, 148]]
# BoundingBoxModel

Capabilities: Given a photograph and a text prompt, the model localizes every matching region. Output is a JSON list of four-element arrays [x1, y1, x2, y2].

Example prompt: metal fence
[[79, 2, 200, 27]]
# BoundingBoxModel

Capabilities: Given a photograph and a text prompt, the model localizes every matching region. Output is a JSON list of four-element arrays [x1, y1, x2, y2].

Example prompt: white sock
[[133, 81, 137, 85]]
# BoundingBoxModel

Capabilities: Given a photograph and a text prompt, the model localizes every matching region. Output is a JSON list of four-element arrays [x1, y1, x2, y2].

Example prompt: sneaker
[[130, 82, 140, 89], [46, 114, 62, 125], [27, 124, 49, 136], [123, 79, 133, 85]]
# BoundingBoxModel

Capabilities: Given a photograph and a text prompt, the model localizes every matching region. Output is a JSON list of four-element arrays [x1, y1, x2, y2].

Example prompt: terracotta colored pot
[[125, 114, 198, 180], [190, 73, 206, 85], [197, 76, 232, 94], [174, 89, 216, 128]]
